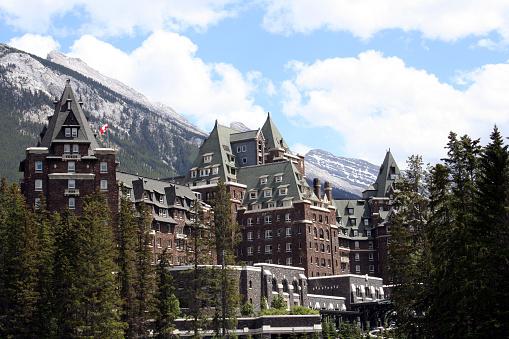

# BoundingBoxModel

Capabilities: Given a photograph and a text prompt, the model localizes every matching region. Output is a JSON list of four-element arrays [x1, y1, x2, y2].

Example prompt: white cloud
[[0, 0, 240, 37], [281, 51, 509, 165], [291, 142, 312, 155], [8, 34, 60, 58], [68, 31, 266, 130], [261, 0, 509, 42]]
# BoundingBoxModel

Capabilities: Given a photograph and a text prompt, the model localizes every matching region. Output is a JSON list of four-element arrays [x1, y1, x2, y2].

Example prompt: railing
[[62, 154, 81, 161], [64, 189, 80, 196]]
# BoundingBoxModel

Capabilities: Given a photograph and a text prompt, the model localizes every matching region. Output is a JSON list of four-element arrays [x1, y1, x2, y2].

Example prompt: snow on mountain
[[46, 50, 206, 138], [230, 121, 251, 132], [305, 149, 379, 197]]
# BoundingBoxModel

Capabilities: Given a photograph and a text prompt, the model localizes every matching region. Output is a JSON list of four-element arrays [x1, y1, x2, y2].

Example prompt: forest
[[388, 127, 509, 338]]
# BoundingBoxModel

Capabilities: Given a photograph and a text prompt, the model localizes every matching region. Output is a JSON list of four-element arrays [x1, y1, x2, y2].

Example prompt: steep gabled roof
[[40, 80, 99, 150], [261, 112, 289, 151], [363, 150, 401, 199]]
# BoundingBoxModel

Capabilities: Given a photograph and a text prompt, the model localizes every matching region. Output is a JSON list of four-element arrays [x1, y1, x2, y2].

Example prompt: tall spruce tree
[[0, 180, 39, 337], [210, 180, 241, 338], [471, 126, 509, 337], [184, 199, 213, 338], [154, 249, 181, 338], [388, 155, 429, 337]]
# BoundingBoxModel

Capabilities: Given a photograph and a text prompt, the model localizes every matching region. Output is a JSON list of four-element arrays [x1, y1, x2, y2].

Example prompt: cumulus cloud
[[291, 143, 312, 156], [281, 51, 509, 165], [261, 0, 509, 42], [0, 0, 240, 36], [68, 31, 267, 130], [8, 34, 60, 58]]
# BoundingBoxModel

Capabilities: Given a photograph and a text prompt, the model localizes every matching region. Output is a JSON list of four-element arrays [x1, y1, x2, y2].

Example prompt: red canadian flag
[[100, 122, 109, 134]]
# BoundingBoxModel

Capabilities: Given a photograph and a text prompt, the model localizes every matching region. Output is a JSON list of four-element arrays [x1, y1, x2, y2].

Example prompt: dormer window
[[268, 202, 276, 209], [279, 188, 287, 196], [203, 153, 213, 163], [263, 189, 272, 197], [348, 208, 354, 215], [260, 177, 267, 185], [71, 128, 78, 138], [159, 196, 164, 204], [275, 175, 283, 183], [212, 166, 219, 175], [66, 99, 71, 110], [252, 203, 261, 210], [249, 191, 257, 200], [191, 170, 197, 178], [200, 169, 209, 177], [65, 128, 71, 137]]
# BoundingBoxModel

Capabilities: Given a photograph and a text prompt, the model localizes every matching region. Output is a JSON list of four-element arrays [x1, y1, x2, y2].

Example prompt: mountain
[[0, 43, 206, 182], [304, 149, 379, 198]]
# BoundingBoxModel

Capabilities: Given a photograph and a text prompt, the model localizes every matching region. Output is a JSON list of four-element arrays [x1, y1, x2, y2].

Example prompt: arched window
[[293, 281, 299, 293], [314, 228, 317, 237], [326, 230, 330, 240], [319, 229, 324, 239], [272, 278, 277, 292], [283, 280, 289, 293]]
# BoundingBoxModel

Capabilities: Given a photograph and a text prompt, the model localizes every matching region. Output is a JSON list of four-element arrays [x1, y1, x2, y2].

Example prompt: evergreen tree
[[78, 189, 124, 337], [154, 249, 181, 338], [0, 180, 39, 336], [470, 126, 509, 337], [388, 155, 429, 337], [184, 199, 212, 338], [210, 180, 241, 338]]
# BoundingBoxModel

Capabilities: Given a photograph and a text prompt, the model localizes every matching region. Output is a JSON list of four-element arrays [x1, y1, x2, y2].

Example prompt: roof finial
[[267, 112, 271, 119]]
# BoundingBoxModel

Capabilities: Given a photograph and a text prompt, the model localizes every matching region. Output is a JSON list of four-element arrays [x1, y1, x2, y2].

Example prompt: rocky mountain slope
[[0, 43, 206, 182], [305, 149, 379, 198]]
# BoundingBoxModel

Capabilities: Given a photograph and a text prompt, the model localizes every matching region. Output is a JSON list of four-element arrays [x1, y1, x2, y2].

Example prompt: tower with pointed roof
[[19, 80, 118, 215]]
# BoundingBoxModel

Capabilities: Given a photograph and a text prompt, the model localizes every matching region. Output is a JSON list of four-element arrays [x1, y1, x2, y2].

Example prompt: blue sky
[[1, 1, 509, 167]]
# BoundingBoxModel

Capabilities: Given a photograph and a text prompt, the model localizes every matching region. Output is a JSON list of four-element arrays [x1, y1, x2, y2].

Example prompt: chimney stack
[[313, 178, 321, 199], [324, 181, 332, 202]]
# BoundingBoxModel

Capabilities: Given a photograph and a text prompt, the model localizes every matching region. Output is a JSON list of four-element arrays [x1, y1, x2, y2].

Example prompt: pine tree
[[210, 180, 241, 338], [388, 155, 429, 337], [154, 249, 181, 338], [184, 199, 213, 338], [78, 189, 124, 337], [0, 180, 39, 337], [470, 126, 509, 337]]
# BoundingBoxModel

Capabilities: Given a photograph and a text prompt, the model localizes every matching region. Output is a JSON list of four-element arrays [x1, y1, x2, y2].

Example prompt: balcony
[[64, 189, 80, 196], [176, 233, 187, 239], [62, 154, 81, 161]]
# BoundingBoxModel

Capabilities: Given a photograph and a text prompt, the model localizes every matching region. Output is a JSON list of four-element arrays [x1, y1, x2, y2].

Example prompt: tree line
[[0, 179, 241, 338], [388, 126, 509, 338]]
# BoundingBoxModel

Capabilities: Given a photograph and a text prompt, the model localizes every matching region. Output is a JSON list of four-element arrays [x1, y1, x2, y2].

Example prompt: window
[[64, 144, 71, 154], [71, 128, 78, 137], [348, 208, 354, 215], [101, 180, 108, 191], [191, 170, 197, 178], [242, 145, 246, 152], [68, 161, 75, 173], [247, 218, 253, 226], [252, 204, 261, 210], [321, 258, 326, 267], [320, 244, 325, 252], [64, 128, 71, 137], [275, 175, 282, 183], [159, 195, 164, 204], [247, 232, 253, 241], [34, 198, 41, 209], [157, 238, 162, 248], [237, 146, 241, 152], [364, 219, 369, 226], [355, 253, 360, 261], [319, 229, 324, 239], [286, 257, 292, 266], [260, 177, 267, 185], [369, 241, 374, 249], [265, 230, 272, 239], [264, 215, 272, 224], [286, 243, 292, 252], [247, 247, 253, 256], [283, 200, 292, 207], [351, 218, 356, 226], [249, 191, 257, 199], [355, 265, 361, 273], [72, 144, 79, 153], [279, 188, 287, 196], [212, 167, 219, 175], [35, 161, 42, 172], [265, 245, 272, 254], [264, 189, 272, 197], [68, 180, 75, 189], [353, 230, 358, 237], [204, 155, 212, 163], [268, 202, 276, 208], [100, 162, 107, 173], [367, 230, 372, 237], [69, 197, 75, 209], [286, 227, 292, 237], [354, 241, 360, 249], [369, 253, 374, 261], [200, 169, 209, 177], [369, 265, 375, 273], [285, 213, 291, 222], [35, 179, 42, 191]]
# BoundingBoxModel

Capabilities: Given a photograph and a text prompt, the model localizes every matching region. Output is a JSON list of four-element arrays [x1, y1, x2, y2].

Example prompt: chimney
[[313, 178, 321, 199], [324, 181, 332, 202]]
